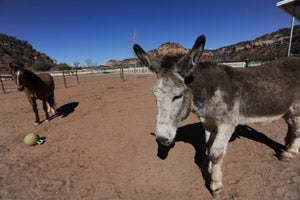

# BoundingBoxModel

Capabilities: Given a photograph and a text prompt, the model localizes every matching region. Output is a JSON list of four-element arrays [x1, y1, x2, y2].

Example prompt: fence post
[[245, 59, 249, 68], [0, 76, 6, 94], [62, 70, 67, 88], [120, 67, 125, 81], [75, 69, 79, 84], [134, 64, 137, 78]]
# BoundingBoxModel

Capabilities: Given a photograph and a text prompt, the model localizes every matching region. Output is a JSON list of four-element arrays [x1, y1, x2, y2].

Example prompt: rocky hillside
[[106, 58, 137, 67], [205, 25, 300, 62], [106, 43, 189, 67], [108, 25, 299, 67], [151, 42, 188, 56], [0, 33, 56, 73]]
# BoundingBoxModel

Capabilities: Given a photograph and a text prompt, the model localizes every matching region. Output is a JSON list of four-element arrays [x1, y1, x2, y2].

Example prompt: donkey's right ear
[[133, 44, 157, 73], [190, 35, 206, 67]]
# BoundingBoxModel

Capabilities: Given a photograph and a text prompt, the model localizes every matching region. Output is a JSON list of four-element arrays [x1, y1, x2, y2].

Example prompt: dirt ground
[[1, 74, 300, 200]]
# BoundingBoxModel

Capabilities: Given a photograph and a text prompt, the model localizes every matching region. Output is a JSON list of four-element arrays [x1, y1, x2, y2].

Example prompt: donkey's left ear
[[190, 35, 206, 67], [176, 35, 206, 78], [133, 44, 159, 73]]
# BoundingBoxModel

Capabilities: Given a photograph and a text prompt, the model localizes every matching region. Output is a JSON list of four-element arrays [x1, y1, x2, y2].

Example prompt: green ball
[[24, 133, 39, 146]]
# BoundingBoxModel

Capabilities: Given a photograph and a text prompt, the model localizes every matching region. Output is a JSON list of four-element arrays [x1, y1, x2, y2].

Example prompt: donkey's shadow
[[50, 102, 79, 120], [155, 122, 286, 192]]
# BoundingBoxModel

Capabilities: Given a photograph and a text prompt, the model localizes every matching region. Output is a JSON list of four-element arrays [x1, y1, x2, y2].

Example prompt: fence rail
[[0, 67, 153, 94], [219, 61, 269, 68]]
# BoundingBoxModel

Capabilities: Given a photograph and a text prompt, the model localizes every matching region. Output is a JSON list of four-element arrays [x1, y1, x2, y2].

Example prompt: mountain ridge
[[0, 25, 299, 72], [107, 25, 299, 67]]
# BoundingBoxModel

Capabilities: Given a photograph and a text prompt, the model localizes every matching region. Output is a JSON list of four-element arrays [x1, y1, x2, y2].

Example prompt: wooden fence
[[0, 74, 14, 94], [0, 67, 153, 94], [51, 70, 80, 88]]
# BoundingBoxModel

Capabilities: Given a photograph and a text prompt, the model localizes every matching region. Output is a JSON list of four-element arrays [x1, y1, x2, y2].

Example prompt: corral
[[0, 73, 300, 199]]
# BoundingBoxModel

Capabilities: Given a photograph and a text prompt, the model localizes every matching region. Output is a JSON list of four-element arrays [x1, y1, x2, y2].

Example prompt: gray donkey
[[133, 35, 300, 197]]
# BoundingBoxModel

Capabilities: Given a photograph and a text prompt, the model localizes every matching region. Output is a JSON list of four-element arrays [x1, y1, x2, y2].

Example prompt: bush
[[56, 63, 71, 71], [32, 61, 54, 71]]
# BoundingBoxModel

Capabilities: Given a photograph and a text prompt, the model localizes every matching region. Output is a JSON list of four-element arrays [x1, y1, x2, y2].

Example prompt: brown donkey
[[133, 35, 300, 197], [10, 61, 56, 125]]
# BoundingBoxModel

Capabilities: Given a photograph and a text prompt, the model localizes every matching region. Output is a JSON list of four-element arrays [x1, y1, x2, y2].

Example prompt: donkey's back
[[229, 57, 300, 119], [38, 73, 55, 92], [191, 57, 300, 122]]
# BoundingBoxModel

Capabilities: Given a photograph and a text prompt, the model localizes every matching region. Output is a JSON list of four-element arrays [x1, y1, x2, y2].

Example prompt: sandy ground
[[0, 75, 300, 200]]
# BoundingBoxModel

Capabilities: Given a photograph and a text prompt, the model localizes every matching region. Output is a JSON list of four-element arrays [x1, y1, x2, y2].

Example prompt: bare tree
[[91, 61, 98, 67], [131, 29, 137, 54], [74, 61, 80, 68], [85, 58, 92, 67]]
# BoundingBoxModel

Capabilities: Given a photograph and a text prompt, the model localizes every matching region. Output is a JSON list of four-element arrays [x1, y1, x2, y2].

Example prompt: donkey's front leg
[[29, 98, 40, 125], [208, 123, 235, 197]]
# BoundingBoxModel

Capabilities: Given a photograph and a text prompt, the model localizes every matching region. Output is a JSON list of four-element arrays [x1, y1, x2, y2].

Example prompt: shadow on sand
[[50, 102, 79, 120], [155, 122, 286, 193]]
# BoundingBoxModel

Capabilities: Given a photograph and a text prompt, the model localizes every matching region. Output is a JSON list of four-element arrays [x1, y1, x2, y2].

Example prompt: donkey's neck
[[24, 69, 43, 88]]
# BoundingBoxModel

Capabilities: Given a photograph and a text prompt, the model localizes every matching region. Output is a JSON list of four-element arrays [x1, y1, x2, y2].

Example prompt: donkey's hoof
[[280, 151, 295, 162], [211, 185, 224, 198], [34, 122, 40, 126], [279, 155, 292, 162], [212, 186, 223, 198], [46, 119, 50, 122]]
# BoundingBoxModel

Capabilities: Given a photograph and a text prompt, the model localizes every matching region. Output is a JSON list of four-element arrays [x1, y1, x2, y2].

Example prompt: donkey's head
[[9, 61, 25, 91], [133, 35, 206, 146]]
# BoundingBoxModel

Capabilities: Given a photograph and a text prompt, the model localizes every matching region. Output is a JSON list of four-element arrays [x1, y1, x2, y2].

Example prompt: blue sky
[[1, 0, 299, 66]]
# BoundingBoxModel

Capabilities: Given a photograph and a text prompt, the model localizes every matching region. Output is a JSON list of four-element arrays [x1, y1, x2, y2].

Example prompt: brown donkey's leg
[[29, 98, 40, 125], [42, 100, 50, 122], [47, 94, 56, 114]]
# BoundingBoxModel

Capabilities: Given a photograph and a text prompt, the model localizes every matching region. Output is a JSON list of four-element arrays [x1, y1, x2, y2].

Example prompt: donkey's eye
[[172, 94, 183, 102]]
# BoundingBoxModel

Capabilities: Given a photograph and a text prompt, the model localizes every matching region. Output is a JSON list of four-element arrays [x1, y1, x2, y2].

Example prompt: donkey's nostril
[[156, 136, 171, 146]]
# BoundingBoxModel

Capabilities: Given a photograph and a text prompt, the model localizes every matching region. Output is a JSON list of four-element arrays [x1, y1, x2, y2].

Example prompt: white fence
[[220, 61, 268, 68], [51, 66, 151, 76]]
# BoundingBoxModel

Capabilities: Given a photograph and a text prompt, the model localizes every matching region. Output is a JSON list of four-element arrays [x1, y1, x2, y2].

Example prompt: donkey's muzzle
[[156, 136, 173, 146]]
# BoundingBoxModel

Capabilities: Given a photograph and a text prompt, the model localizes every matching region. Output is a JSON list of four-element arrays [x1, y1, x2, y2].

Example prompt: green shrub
[[32, 61, 54, 71], [56, 63, 71, 71]]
